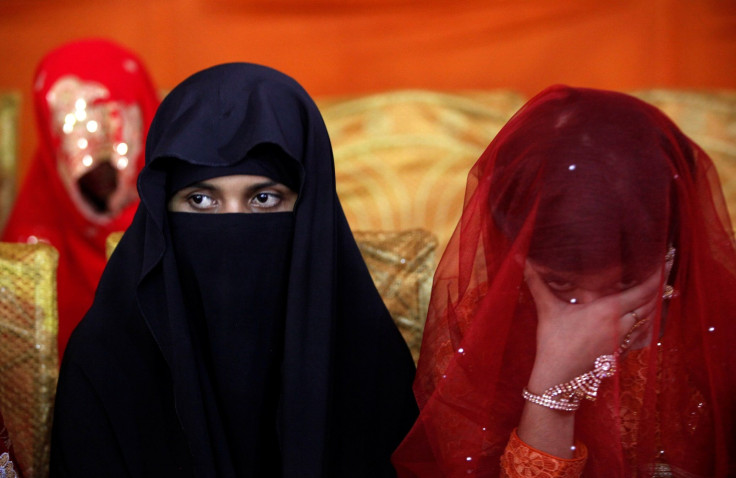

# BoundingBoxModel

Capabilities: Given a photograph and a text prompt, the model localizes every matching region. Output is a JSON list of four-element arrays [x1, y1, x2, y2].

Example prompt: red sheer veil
[[392, 86, 736, 477]]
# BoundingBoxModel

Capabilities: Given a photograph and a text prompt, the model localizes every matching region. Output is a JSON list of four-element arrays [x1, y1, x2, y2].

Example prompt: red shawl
[[393, 86, 736, 477], [2, 38, 159, 359]]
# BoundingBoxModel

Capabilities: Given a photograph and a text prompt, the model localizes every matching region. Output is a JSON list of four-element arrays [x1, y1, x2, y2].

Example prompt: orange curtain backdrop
[[0, 0, 734, 184]]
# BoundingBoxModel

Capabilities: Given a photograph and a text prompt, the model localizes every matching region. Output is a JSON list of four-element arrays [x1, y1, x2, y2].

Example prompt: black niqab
[[51, 63, 418, 478], [170, 211, 292, 475]]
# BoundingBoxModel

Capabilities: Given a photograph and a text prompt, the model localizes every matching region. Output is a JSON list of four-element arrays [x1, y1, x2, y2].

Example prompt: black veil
[[52, 63, 417, 478]]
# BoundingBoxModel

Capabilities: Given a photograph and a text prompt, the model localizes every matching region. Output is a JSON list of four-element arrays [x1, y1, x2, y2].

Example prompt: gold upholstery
[[320, 90, 526, 253], [0, 242, 59, 478], [0, 92, 19, 233], [353, 229, 436, 363], [107, 229, 437, 363], [105, 231, 123, 260]]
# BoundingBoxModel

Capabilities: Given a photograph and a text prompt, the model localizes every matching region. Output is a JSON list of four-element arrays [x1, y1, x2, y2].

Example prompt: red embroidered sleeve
[[500, 428, 587, 478]]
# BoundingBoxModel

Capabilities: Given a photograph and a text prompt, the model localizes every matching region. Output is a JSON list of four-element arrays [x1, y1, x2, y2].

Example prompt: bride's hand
[[523, 262, 660, 393]]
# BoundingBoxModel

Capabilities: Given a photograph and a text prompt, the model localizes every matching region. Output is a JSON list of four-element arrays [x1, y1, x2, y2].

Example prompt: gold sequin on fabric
[[46, 75, 143, 184], [0, 242, 59, 478]]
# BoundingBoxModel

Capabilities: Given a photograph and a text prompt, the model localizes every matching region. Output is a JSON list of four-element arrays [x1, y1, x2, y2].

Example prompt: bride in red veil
[[2, 39, 159, 359], [392, 85, 736, 477]]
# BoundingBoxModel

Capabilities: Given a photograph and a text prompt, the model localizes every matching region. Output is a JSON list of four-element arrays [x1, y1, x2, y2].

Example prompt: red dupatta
[[392, 86, 736, 477], [2, 39, 159, 359]]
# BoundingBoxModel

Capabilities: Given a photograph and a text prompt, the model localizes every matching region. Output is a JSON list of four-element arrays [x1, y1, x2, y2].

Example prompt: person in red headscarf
[[391, 86, 736, 477], [2, 39, 159, 359]]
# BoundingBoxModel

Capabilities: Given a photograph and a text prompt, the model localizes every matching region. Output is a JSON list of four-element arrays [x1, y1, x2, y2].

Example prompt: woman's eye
[[617, 278, 639, 290], [545, 280, 575, 292], [187, 193, 216, 209], [251, 192, 281, 208]]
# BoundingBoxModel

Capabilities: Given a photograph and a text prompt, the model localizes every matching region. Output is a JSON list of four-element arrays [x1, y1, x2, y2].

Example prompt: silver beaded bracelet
[[522, 354, 617, 412]]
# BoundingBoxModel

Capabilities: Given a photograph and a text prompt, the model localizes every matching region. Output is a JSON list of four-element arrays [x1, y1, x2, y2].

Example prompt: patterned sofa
[[1, 87, 735, 477]]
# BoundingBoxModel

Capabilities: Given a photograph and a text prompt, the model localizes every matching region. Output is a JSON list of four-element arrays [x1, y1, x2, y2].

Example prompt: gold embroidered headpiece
[[46, 75, 142, 184]]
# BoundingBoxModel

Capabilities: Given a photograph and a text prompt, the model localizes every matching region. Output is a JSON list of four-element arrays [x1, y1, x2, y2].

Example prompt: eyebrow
[[540, 272, 575, 283], [532, 265, 579, 284], [181, 181, 218, 192], [248, 180, 281, 191], [181, 179, 282, 194]]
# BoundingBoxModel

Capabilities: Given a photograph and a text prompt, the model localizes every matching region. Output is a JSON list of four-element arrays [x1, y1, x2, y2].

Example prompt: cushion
[[0, 242, 59, 477], [0, 92, 19, 233], [353, 229, 436, 363], [319, 89, 526, 252]]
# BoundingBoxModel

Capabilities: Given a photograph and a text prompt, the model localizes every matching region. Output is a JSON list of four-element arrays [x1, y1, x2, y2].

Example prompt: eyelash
[[184, 191, 283, 210], [187, 193, 216, 209], [545, 280, 575, 292], [544, 279, 640, 294], [251, 192, 282, 207]]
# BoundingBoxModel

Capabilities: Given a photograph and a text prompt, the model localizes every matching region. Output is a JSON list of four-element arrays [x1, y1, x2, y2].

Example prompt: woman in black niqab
[[50, 63, 418, 478]]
